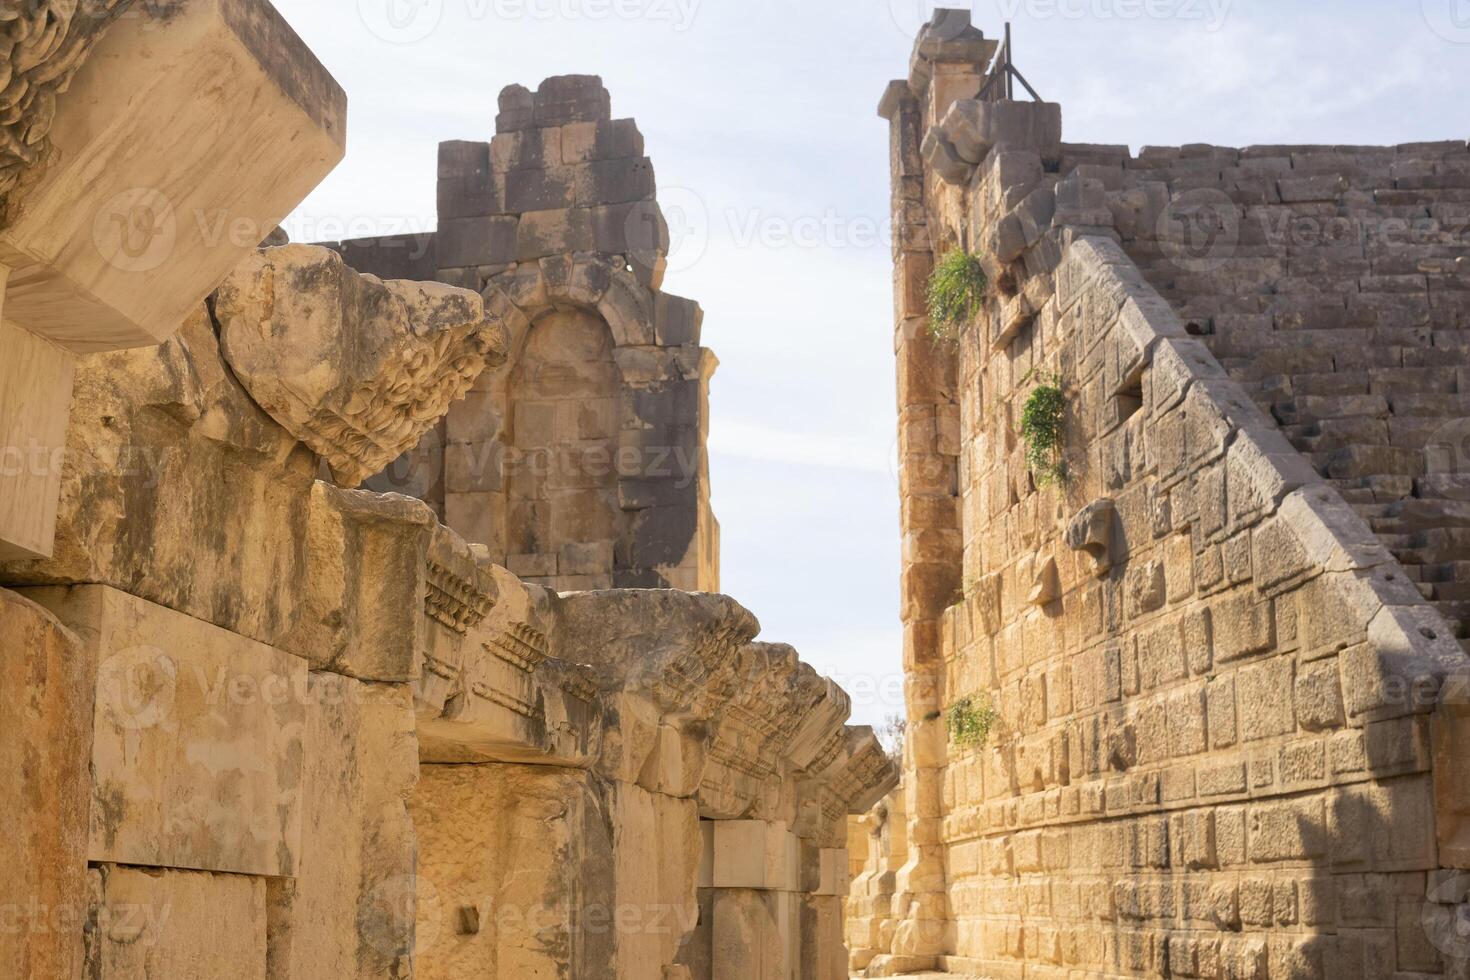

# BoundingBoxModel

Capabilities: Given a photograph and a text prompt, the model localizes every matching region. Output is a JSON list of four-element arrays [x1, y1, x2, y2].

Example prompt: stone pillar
[[709, 820, 801, 980], [879, 72, 954, 976], [874, 10, 998, 971], [799, 844, 850, 980]]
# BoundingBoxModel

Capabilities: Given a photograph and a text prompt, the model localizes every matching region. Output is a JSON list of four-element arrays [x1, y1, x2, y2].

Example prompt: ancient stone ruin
[[6, 2, 1470, 979], [0, 4, 894, 979], [860, 8, 1470, 978]]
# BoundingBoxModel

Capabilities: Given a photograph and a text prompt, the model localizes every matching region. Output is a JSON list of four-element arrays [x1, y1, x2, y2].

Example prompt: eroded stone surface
[[23, 585, 306, 878], [875, 11, 1470, 974], [86, 865, 268, 979], [0, 588, 92, 980], [215, 245, 505, 488]]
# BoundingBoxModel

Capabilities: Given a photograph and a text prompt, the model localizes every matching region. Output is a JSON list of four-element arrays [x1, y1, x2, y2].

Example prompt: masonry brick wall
[[871, 10, 1470, 978], [351, 75, 720, 593]]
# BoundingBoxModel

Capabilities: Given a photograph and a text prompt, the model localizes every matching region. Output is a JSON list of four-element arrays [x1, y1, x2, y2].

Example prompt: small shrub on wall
[[946, 694, 998, 750], [1019, 369, 1067, 487], [926, 248, 988, 340]]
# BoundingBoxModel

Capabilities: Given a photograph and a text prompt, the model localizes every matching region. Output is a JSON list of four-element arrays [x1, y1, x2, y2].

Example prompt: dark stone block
[[496, 84, 535, 133], [654, 293, 702, 347], [562, 119, 645, 164], [438, 216, 518, 267], [533, 75, 611, 127], [577, 157, 656, 207], [505, 167, 575, 213], [438, 140, 490, 178], [332, 233, 440, 282], [438, 172, 507, 220], [630, 503, 699, 568]]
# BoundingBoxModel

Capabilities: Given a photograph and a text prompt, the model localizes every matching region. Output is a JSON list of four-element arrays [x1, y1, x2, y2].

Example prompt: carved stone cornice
[[214, 245, 507, 487], [0, 1, 131, 226]]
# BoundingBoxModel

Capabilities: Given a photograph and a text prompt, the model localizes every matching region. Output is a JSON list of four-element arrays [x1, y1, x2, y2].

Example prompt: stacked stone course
[[868, 9, 1470, 978]]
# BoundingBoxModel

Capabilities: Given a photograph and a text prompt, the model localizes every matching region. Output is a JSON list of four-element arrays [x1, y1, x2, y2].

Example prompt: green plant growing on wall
[[926, 248, 988, 340], [1019, 369, 1067, 487], [946, 694, 998, 749]]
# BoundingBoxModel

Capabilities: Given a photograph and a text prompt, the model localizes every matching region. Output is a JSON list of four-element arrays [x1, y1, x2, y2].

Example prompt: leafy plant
[[1019, 369, 1067, 487], [926, 248, 989, 340], [946, 695, 998, 750]]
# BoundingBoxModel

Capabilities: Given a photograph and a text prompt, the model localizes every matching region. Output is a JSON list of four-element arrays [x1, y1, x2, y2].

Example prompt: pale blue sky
[[273, 0, 1468, 727]]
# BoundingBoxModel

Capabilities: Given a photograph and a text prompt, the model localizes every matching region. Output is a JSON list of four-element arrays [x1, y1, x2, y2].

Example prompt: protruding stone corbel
[[921, 130, 974, 186], [1067, 498, 1119, 577], [214, 245, 507, 487], [553, 590, 761, 785], [1028, 555, 1061, 606]]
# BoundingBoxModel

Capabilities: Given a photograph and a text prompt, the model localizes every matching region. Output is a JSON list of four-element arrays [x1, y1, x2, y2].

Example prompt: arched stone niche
[[372, 253, 719, 593]]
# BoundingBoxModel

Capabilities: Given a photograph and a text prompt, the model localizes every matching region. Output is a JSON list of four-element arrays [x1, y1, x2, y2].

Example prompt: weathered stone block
[[87, 865, 267, 979], [438, 215, 518, 265], [0, 0, 346, 352], [410, 763, 616, 980], [713, 820, 800, 892], [266, 671, 417, 980], [0, 317, 75, 559], [0, 589, 92, 980], [24, 585, 305, 877], [215, 245, 504, 487]]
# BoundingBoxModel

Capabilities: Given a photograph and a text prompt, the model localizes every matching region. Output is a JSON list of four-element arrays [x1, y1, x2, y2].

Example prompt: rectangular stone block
[[87, 865, 267, 979], [713, 820, 800, 892], [0, 317, 75, 559], [438, 170, 508, 220], [22, 585, 306, 877], [0, 589, 93, 980], [266, 671, 416, 979], [490, 127, 562, 172], [561, 119, 645, 163], [655, 293, 704, 347], [516, 208, 595, 261], [439, 140, 490, 178], [815, 849, 851, 897], [334, 233, 440, 282], [438, 216, 518, 268], [0, 0, 346, 351], [410, 764, 616, 980], [505, 165, 577, 212], [576, 157, 657, 206], [712, 888, 796, 980], [800, 895, 847, 980]]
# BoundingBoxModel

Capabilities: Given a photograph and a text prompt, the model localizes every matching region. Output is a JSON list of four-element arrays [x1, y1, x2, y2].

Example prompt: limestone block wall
[[341, 75, 718, 594], [0, 236, 898, 979], [873, 10, 1470, 978]]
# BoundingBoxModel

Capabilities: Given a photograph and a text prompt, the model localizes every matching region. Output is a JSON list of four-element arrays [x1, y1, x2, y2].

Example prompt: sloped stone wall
[[873, 10, 1470, 978], [1060, 140, 1470, 653]]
